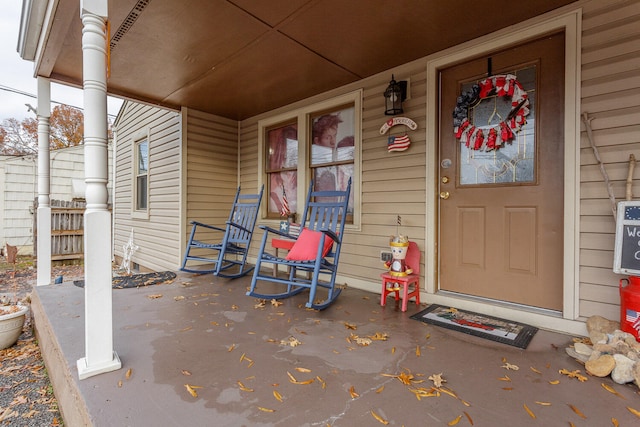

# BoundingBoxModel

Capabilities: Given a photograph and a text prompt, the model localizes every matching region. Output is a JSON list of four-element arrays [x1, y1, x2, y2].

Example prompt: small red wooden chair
[[380, 241, 421, 312]]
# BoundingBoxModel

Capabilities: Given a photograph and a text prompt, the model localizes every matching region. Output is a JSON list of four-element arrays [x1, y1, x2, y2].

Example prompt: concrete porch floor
[[31, 270, 640, 426]]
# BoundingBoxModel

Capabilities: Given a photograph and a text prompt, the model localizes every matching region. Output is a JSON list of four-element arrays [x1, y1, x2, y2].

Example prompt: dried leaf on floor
[[258, 406, 275, 413], [343, 322, 357, 330], [316, 376, 326, 389], [612, 417, 619, 427], [523, 404, 536, 419], [125, 368, 132, 379], [228, 344, 236, 352], [254, 300, 267, 309], [416, 346, 421, 357], [349, 385, 359, 399], [295, 367, 311, 373], [548, 380, 560, 385], [368, 332, 389, 341], [376, 385, 384, 393], [184, 384, 200, 398], [502, 362, 519, 371], [559, 369, 587, 382], [280, 336, 302, 347], [535, 401, 551, 406], [498, 375, 511, 382], [371, 410, 389, 425], [181, 370, 192, 376], [147, 294, 163, 299], [173, 295, 185, 301], [464, 411, 474, 425], [237, 381, 254, 392], [627, 406, 640, 418], [601, 383, 624, 399], [568, 404, 586, 419], [448, 414, 462, 425], [530, 366, 542, 374], [428, 373, 446, 388], [271, 299, 283, 307], [273, 390, 283, 402]]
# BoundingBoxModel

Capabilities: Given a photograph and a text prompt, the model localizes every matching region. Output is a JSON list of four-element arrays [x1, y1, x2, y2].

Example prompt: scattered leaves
[[502, 362, 519, 371], [280, 336, 302, 347], [559, 369, 587, 382], [448, 415, 462, 425], [237, 381, 254, 392], [257, 406, 275, 413], [184, 384, 201, 398], [428, 373, 446, 388], [349, 385, 359, 399], [371, 410, 389, 425], [523, 404, 536, 419], [147, 294, 163, 299], [368, 332, 389, 341], [271, 299, 283, 307], [601, 383, 624, 399], [627, 406, 640, 418], [568, 404, 586, 419], [344, 322, 357, 330], [273, 390, 283, 402], [498, 375, 511, 382]]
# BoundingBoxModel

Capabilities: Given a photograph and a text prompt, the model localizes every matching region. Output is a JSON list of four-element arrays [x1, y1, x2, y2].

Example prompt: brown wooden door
[[438, 33, 565, 311]]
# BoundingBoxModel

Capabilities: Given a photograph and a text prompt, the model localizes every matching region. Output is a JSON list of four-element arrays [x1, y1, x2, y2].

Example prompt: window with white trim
[[134, 138, 149, 212], [260, 92, 361, 225]]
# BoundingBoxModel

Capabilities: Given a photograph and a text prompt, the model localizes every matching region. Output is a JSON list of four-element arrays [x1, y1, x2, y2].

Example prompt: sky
[[0, 0, 123, 122]]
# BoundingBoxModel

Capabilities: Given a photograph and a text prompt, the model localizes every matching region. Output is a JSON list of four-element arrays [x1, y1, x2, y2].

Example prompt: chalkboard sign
[[613, 201, 640, 275]]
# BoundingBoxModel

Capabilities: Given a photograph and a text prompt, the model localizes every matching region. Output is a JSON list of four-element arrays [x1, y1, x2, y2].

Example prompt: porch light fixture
[[383, 74, 407, 116]]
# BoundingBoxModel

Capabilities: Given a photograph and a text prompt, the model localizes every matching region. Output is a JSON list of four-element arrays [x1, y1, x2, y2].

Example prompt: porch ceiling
[[30, 0, 575, 120]]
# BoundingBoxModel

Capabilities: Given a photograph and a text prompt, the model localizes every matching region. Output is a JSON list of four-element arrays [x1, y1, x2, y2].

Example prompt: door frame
[[425, 8, 583, 334]]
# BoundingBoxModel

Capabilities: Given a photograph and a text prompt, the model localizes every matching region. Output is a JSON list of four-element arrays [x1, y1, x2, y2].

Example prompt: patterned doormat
[[410, 304, 538, 349], [73, 271, 177, 289]]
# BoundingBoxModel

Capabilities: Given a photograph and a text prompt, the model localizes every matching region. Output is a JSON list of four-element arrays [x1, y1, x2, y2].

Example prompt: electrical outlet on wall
[[380, 251, 392, 262]]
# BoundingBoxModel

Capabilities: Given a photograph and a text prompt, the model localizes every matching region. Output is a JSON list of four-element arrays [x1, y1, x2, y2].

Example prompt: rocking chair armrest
[[319, 228, 341, 244], [189, 220, 225, 232], [226, 221, 251, 234], [258, 225, 297, 240]]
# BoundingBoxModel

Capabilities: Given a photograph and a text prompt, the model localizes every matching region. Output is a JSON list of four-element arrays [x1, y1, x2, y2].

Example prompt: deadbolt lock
[[439, 191, 450, 200], [441, 176, 450, 184]]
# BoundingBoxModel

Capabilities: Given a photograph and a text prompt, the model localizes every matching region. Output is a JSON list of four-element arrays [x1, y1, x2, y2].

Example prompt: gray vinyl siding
[[113, 102, 182, 271], [183, 108, 239, 261], [578, 0, 640, 320]]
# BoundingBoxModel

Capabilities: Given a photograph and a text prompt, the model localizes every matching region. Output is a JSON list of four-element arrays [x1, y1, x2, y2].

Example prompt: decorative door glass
[[459, 65, 537, 185]]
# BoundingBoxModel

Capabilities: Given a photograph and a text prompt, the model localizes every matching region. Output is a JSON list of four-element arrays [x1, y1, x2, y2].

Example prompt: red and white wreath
[[452, 74, 530, 151]]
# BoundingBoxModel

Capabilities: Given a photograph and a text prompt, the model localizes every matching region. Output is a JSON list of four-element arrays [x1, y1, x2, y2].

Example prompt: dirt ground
[[0, 256, 84, 426]]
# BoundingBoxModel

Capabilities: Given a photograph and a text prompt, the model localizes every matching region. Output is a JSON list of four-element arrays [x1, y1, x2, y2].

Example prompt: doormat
[[410, 304, 538, 349], [73, 271, 177, 289]]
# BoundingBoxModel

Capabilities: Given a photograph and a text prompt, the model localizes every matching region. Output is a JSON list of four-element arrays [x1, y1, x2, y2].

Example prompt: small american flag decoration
[[387, 134, 411, 152]]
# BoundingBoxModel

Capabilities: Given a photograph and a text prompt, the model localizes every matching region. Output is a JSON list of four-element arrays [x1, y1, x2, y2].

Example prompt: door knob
[[440, 191, 450, 200]]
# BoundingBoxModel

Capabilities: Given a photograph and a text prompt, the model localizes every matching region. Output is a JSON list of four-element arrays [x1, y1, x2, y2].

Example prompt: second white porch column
[[36, 77, 51, 286], [77, 0, 121, 380]]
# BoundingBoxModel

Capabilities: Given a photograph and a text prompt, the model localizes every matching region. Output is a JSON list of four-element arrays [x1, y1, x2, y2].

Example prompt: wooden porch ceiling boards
[[38, 0, 576, 120]]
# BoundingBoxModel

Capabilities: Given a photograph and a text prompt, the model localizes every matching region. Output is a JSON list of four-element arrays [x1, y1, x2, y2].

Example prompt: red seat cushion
[[285, 228, 334, 261]]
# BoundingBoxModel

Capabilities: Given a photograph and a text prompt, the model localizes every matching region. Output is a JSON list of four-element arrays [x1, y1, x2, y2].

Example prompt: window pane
[[137, 140, 148, 174], [267, 125, 298, 171], [459, 66, 536, 185], [268, 171, 297, 215], [136, 176, 147, 210], [311, 107, 355, 166], [313, 164, 354, 214]]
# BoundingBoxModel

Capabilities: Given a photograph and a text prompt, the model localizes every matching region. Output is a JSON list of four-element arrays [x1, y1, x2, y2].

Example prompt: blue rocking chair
[[247, 179, 351, 309], [181, 185, 263, 278]]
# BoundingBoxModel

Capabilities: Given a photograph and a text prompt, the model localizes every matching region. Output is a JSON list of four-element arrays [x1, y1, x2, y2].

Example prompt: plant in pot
[[0, 243, 29, 350]]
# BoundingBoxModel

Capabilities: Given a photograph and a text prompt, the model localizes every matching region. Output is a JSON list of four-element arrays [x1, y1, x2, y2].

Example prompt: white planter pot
[[0, 305, 29, 350]]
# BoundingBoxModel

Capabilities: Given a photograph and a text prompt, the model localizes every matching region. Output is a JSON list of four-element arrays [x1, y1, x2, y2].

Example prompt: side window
[[134, 138, 149, 212], [265, 123, 298, 219]]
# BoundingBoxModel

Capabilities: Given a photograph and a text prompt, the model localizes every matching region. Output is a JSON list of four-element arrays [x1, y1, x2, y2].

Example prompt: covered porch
[[32, 270, 640, 426]]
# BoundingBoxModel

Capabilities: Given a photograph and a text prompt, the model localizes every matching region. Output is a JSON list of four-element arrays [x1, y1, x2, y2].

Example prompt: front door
[[438, 32, 565, 311]]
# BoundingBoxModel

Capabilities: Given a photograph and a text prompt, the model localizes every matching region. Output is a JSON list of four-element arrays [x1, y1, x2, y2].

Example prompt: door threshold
[[436, 290, 563, 318]]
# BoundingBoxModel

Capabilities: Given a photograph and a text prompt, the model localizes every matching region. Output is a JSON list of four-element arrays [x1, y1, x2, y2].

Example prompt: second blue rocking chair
[[247, 179, 351, 309], [181, 185, 263, 278]]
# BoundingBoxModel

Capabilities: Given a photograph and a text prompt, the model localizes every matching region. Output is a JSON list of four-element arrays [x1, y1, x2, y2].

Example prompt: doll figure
[[385, 234, 413, 277]]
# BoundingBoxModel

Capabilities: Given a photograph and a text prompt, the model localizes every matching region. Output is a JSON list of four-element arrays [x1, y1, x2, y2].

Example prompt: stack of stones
[[565, 315, 640, 389]]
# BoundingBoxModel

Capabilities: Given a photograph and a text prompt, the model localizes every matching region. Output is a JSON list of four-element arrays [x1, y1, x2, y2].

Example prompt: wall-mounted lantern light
[[383, 75, 407, 116]]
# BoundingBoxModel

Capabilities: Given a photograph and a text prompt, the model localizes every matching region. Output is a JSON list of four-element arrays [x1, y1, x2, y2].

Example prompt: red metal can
[[620, 276, 640, 342]]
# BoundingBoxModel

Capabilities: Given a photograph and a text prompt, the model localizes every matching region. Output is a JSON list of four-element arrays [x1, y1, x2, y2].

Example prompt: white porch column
[[77, 0, 121, 380], [36, 77, 51, 286]]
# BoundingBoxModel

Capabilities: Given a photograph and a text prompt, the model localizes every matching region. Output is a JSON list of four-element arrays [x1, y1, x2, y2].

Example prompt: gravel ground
[[0, 258, 84, 426]]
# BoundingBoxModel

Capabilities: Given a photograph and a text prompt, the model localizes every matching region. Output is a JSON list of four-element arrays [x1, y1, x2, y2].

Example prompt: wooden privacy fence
[[33, 199, 97, 261]]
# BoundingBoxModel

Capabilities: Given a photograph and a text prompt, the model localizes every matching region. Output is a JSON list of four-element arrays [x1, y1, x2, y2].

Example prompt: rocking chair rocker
[[181, 185, 263, 278], [247, 179, 351, 310]]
